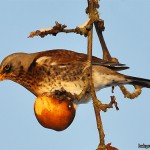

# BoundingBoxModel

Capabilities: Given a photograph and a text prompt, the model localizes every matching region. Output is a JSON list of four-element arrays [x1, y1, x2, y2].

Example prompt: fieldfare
[[0, 49, 150, 103]]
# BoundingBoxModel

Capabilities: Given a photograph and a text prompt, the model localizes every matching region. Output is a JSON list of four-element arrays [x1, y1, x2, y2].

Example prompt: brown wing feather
[[30, 49, 128, 71], [33, 49, 101, 64]]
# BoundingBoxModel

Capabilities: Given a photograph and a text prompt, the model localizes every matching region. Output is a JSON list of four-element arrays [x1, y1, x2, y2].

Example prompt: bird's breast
[[26, 64, 87, 96]]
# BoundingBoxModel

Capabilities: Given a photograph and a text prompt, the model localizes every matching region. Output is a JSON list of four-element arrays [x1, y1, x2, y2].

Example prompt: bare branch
[[28, 20, 94, 38], [29, 22, 74, 38], [119, 85, 142, 99], [87, 0, 108, 149]]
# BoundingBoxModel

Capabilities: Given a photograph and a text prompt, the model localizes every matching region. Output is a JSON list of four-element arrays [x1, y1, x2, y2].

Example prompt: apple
[[34, 95, 76, 131]]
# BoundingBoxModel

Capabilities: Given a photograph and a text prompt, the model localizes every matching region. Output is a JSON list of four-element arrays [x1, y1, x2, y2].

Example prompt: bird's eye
[[4, 64, 11, 71]]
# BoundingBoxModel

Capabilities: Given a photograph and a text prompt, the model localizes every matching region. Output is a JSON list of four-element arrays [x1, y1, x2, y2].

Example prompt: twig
[[87, 0, 106, 149], [119, 85, 142, 99], [88, 25, 106, 150], [94, 21, 119, 64], [94, 21, 111, 61], [29, 22, 74, 38], [28, 21, 93, 38]]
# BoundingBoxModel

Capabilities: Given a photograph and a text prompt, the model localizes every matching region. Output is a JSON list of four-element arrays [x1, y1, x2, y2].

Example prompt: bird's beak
[[0, 66, 5, 81], [0, 73, 6, 81]]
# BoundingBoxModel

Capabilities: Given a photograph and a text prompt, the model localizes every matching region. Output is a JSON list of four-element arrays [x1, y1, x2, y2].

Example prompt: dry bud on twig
[[28, 20, 94, 38]]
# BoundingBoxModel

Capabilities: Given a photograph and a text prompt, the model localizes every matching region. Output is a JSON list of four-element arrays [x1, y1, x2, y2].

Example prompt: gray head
[[0, 52, 36, 81]]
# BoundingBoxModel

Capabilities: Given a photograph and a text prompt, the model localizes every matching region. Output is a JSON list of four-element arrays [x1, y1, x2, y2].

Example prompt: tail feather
[[126, 75, 150, 88], [107, 66, 129, 71]]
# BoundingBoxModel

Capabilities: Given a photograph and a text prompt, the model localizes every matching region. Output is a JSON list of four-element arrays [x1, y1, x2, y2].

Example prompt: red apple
[[34, 95, 76, 131]]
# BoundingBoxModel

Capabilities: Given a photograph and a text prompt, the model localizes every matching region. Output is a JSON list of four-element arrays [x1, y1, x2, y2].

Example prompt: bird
[[0, 49, 150, 103]]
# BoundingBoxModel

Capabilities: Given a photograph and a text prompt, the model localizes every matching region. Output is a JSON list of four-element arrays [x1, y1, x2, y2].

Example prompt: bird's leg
[[93, 96, 119, 112], [119, 85, 142, 99]]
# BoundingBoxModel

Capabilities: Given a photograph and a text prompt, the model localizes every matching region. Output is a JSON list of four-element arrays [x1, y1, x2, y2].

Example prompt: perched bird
[[0, 49, 150, 103]]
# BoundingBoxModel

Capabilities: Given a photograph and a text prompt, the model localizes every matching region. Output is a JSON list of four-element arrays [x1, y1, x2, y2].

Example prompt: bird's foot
[[41, 89, 76, 102], [52, 89, 76, 101], [93, 96, 119, 112]]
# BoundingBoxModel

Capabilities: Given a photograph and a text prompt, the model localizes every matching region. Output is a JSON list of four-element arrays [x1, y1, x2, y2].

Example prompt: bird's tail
[[126, 75, 150, 88]]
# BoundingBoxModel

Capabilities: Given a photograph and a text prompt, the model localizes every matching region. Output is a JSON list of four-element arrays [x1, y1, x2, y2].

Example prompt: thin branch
[[94, 21, 111, 61], [28, 22, 75, 38], [28, 21, 93, 38], [119, 85, 142, 99], [94, 21, 119, 63], [87, 0, 106, 149], [88, 27, 106, 149]]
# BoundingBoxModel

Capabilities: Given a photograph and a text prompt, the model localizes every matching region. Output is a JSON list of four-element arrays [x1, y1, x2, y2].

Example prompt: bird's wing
[[31, 49, 128, 71]]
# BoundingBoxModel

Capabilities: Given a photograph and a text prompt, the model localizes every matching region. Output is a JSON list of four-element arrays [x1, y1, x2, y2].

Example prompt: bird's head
[[0, 52, 36, 81]]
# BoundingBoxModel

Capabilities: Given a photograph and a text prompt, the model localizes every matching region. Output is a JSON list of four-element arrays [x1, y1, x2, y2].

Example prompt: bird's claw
[[93, 96, 119, 112], [112, 86, 115, 93]]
